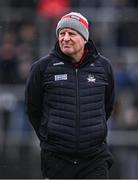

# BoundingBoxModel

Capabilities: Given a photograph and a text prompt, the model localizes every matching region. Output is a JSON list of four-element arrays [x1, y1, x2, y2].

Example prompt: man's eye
[[59, 32, 65, 36], [70, 33, 75, 36]]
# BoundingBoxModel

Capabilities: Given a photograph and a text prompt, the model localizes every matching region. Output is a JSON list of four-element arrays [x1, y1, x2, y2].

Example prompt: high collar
[[50, 38, 99, 64]]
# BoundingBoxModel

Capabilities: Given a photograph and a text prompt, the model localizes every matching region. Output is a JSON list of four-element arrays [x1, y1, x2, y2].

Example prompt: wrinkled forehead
[[59, 28, 78, 33]]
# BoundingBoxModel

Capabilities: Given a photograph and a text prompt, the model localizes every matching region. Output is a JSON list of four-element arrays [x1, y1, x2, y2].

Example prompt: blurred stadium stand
[[0, 0, 138, 178]]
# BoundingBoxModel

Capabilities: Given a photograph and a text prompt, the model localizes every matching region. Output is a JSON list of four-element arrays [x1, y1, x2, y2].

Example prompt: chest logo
[[53, 62, 64, 66], [55, 74, 67, 81], [87, 74, 96, 83], [90, 63, 95, 66]]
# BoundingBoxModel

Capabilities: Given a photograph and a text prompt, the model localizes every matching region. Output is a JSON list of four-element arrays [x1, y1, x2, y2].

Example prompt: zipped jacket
[[25, 39, 114, 157]]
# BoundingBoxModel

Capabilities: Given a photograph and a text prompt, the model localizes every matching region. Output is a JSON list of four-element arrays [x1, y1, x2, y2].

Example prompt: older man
[[25, 12, 115, 179]]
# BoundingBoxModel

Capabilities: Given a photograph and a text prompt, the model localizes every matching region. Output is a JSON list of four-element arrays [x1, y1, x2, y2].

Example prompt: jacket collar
[[51, 38, 99, 64]]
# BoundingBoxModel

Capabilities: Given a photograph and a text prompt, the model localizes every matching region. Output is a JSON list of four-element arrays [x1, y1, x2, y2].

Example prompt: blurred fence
[[0, 85, 41, 178]]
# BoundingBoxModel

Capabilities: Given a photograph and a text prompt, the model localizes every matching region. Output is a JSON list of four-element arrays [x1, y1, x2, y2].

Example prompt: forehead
[[59, 28, 78, 34]]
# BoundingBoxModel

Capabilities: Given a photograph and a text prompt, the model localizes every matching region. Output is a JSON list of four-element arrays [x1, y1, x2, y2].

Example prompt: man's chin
[[62, 49, 72, 56]]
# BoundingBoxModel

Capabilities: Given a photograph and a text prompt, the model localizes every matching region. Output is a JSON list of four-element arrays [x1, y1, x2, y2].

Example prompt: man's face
[[58, 28, 86, 60]]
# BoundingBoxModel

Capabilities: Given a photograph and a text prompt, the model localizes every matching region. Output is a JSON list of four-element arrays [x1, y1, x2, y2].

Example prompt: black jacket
[[25, 39, 114, 158]]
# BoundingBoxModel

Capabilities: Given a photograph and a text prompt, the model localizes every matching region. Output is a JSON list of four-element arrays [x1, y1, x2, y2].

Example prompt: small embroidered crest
[[87, 74, 96, 83], [90, 63, 95, 66]]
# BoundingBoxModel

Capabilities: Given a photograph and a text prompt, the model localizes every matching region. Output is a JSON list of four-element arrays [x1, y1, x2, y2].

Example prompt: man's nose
[[64, 33, 70, 41]]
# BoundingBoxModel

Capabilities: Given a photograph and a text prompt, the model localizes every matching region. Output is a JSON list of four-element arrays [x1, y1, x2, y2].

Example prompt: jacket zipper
[[75, 68, 80, 153]]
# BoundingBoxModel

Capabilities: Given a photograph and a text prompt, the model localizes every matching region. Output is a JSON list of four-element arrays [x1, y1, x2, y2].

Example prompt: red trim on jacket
[[73, 48, 89, 68]]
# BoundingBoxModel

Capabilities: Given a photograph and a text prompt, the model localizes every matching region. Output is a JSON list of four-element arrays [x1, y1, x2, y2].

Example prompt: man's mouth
[[63, 45, 71, 48]]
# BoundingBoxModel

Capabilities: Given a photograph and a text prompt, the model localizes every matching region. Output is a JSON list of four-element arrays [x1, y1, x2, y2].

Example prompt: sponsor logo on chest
[[54, 74, 67, 81]]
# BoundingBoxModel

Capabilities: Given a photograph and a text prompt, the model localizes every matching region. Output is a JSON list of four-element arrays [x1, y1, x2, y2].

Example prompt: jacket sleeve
[[25, 62, 43, 140], [104, 61, 115, 120]]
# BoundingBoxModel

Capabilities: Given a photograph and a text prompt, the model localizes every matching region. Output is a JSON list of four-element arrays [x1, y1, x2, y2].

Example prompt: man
[[25, 12, 115, 179]]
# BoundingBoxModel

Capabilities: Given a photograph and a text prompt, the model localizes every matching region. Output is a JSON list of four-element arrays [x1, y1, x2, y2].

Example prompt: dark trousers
[[41, 150, 109, 179]]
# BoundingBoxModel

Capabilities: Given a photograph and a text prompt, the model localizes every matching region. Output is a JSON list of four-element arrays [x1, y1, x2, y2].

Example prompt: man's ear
[[84, 40, 87, 44]]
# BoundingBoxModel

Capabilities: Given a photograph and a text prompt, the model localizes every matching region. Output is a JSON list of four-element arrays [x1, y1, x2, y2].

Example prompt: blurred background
[[0, 0, 138, 179]]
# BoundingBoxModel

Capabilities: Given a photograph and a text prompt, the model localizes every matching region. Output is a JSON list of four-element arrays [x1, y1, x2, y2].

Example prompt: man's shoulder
[[98, 54, 113, 70], [31, 54, 53, 72], [98, 54, 111, 65], [33, 54, 51, 66], [98, 54, 114, 79]]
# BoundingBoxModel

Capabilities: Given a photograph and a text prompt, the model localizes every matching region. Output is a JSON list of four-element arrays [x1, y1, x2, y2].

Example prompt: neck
[[71, 49, 84, 63]]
